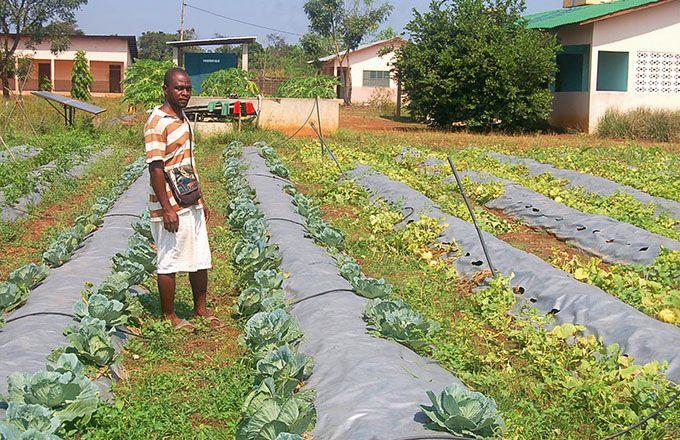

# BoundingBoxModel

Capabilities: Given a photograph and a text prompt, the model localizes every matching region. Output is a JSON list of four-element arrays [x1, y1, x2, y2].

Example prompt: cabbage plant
[[6, 364, 98, 424], [364, 298, 440, 350], [0, 283, 28, 313], [237, 378, 316, 440], [7, 263, 49, 291], [64, 317, 118, 367], [73, 294, 128, 327], [352, 276, 393, 299], [337, 256, 361, 281], [1, 403, 61, 436], [0, 420, 62, 439], [254, 345, 314, 396], [421, 384, 504, 439], [243, 310, 303, 355], [229, 199, 263, 229]]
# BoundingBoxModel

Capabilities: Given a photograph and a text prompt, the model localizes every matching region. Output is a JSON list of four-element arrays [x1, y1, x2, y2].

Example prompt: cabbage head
[[364, 298, 440, 350], [352, 276, 392, 299], [64, 317, 118, 367], [73, 294, 128, 327], [243, 310, 303, 355], [7, 263, 49, 291], [254, 345, 314, 396], [0, 282, 28, 313], [421, 384, 504, 439]]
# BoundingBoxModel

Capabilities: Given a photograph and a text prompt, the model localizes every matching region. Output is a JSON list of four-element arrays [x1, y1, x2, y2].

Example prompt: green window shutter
[[597, 51, 629, 92]]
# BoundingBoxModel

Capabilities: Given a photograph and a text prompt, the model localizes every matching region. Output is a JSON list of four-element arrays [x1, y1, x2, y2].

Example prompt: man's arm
[[149, 161, 179, 232]]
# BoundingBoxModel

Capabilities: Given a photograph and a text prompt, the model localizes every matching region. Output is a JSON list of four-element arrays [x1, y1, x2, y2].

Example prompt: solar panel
[[31, 91, 106, 115]]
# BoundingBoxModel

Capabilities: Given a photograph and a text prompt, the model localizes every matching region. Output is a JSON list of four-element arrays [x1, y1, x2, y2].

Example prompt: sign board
[[184, 52, 238, 94]]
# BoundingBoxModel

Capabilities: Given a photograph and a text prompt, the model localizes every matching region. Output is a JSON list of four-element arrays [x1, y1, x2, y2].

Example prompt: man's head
[[163, 67, 192, 109]]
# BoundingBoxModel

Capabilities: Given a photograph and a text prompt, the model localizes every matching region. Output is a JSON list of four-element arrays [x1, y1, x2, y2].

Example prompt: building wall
[[551, 1, 680, 133], [324, 41, 401, 103], [11, 35, 132, 95], [587, 0, 680, 131]]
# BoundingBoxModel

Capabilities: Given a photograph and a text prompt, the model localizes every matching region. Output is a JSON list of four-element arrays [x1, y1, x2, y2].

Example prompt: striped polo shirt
[[144, 106, 202, 221]]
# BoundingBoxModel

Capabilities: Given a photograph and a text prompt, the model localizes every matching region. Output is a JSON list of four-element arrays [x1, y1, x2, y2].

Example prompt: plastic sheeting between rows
[[349, 164, 680, 383], [456, 170, 680, 265], [243, 147, 462, 440], [490, 152, 680, 220], [0, 170, 149, 395]]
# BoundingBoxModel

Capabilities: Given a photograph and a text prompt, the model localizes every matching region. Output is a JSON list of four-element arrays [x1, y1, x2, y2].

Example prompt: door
[[38, 63, 51, 90], [109, 64, 122, 93]]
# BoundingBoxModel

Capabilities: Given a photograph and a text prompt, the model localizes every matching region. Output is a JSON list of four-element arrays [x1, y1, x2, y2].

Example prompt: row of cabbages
[[255, 141, 505, 440], [0, 209, 155, 437], [0, 158, 147, 322], [223, 141, 316, 440]]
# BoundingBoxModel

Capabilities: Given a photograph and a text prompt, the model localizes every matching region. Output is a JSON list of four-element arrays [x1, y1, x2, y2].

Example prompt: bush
[[597, 108, 680, 143], [122, 59, 175, 110], [200, 68, 259, 97], [71, 50, 93, 101], [395, 0, 560, 130], [276, 75, 338, 99]]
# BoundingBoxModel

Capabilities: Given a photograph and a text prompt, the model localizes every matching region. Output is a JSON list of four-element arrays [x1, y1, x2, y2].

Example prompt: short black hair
[[164, 67, 189, 86]]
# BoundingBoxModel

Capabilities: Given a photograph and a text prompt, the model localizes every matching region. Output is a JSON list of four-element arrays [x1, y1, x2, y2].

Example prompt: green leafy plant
[[236, 378, 316, 440], [0, 283, 28, 313], [421, 384, 504, 439], [254, 345, 314, 396], [200, 68, 259, 97], [242, 310, 303, 356], [351, 275, 392, 299], [364, 298, 440, 350], [63, 317, 118, 367], [73, 294, 128, 327], [7, 263, 49, 291], [122, 59, 175, 109], [70, 50, 93, 101], [276, 75, 338, 99], [0, 404, 61, 439]]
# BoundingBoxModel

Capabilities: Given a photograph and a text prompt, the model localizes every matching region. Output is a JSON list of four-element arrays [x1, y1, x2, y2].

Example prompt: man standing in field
[[144, 67, 220, 330]]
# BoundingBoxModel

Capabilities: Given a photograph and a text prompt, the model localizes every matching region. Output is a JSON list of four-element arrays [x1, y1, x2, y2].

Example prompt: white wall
[[588, 0, 680, 131]]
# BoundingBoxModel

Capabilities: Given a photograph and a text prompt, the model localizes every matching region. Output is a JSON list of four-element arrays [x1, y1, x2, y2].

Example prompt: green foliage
[[597, 107, 680, 143], [254, 345, 314, 396], [276, 75, 338, 99], [242, 310, 304, 356], [200, 69, 260, 97], [137, 29, 200, 61], [70, 50, 93, 101], [8, 263, 49, 291], [364, 297, 440, 350], [73, 294, 128, 327], [395, 0, 559, 129], [122, 59, 175, 109], [63, 317, 118, 368], [38, 75, 52, 91], [0, 282, 27, 313], [351, 275, 392, 299], [421, 384, 504, 438], [236, 379, 316, 440]]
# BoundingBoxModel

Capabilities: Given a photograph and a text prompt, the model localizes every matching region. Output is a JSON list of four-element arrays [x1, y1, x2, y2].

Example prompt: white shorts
[[151, 206, 212, 275]]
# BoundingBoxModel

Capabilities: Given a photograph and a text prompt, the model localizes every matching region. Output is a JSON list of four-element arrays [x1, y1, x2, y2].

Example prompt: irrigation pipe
[[266, 100, 317, 150], [266, 217, 307, 228], [103, 213, 142, 219], [603, 388, 680, 439], [243, 172, 293, 185], [315, 95, 323, 154], [310, 121, 348, 180], [446, 156, 497, 277], [289, 288, 356, 306], [392, 435, 473, 440]]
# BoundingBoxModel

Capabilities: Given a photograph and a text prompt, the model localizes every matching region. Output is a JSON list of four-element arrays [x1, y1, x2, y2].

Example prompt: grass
[[598, 107, 680, 143], [79, 132, 252, 439]]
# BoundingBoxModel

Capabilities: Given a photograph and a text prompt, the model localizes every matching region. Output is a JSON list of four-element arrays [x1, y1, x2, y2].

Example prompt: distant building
[[526, 0, 680, 133], [316, 37, 404, 103], [8, 34, 137, 96]]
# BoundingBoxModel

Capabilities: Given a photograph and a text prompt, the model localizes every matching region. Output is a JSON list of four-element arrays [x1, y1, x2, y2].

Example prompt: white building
[[317, 37, 404, 103], [526, 0, 680, 133]]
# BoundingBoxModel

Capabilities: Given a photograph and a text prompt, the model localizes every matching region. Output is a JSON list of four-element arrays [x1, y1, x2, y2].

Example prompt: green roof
[[525, 0, 664, 29]]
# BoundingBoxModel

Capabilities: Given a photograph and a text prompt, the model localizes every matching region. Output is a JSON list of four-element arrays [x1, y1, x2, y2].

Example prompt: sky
[[75, 0, 565, 43]]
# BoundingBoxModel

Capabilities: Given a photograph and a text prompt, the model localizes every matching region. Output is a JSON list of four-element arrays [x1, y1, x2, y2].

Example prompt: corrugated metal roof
[[316, 37, 404, 62], [525, 0, 666, 29]]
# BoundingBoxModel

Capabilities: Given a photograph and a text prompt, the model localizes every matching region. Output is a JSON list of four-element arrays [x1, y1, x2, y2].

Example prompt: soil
[[340, 106, 425, 132]]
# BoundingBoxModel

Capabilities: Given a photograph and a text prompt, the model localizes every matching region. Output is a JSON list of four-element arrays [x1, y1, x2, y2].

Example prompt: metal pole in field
[[446, 155, 497, 277], [179, 0, 187, 41]]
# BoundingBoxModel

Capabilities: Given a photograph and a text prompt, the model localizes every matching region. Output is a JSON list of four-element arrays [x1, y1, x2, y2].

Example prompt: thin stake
[[310, 121, 347, 180], [446, 155, 497, 277], [315, 95, 323, 153]]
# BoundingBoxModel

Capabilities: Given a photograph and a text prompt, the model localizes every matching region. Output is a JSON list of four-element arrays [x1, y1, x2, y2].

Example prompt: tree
[[0, 0, 87, 98], [304, 0, 393, 104], [395, 0, 559, 130], [374, 25, 397, 41], [71, 50, 92, 100], [300, 32, 335, 68], [137, 28, 200, 61]]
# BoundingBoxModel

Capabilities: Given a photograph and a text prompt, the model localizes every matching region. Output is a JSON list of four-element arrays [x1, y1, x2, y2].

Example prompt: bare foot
[[166, 314, 195, 331], [193, 309, 223, 328]]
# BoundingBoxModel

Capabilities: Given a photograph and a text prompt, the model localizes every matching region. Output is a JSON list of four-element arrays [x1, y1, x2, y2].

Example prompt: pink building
[[8, 34, 137, 96], [317, 37, 404, 103]]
